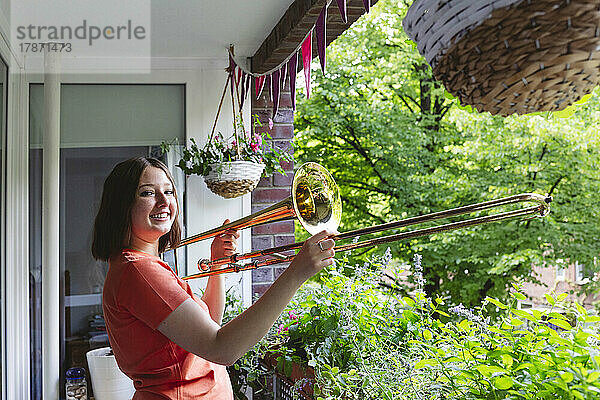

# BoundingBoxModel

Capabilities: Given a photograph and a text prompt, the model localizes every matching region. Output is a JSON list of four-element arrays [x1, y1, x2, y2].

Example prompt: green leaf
[[545, 294, 555, 306], [475, 365, 506, 377], [587, 371, 600, 383], [511, 309, 536, 322], [548, 319, 572, 330], [501, 354, 514, 369], [514, 363, 534, 372], [414, 358, 437, 369], [548, 312, 567, 320], [493, 376, 514, 390], [423, 329, 433, 341], [561, 372, 574, 383], [511, 292, 527, 301], [556, 293, 568, 302], [485, 297, 508, 309]]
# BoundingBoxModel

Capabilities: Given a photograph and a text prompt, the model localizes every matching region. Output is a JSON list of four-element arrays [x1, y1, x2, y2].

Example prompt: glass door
[[29, 84, 185, 398]]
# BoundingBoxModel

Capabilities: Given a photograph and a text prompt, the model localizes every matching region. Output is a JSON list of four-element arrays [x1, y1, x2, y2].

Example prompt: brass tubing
[[172, 198, 295, 248], [182, 193, 551, 280]]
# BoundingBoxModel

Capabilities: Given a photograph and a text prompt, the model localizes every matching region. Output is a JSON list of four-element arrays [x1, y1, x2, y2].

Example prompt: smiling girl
[[92, 157, 335, 399]]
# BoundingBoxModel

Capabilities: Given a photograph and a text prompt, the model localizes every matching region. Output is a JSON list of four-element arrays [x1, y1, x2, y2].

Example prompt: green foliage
[[263, 254, 600, 400], [294, 0, 600, 305], [161, 115, 293, 178], [223, 287, 274, 400]]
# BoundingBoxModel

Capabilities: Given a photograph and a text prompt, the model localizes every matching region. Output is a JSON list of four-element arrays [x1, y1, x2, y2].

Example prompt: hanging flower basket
[[404, 0, 600, 116], [204, 161, 265, 199], [161, 58, 293, 200]]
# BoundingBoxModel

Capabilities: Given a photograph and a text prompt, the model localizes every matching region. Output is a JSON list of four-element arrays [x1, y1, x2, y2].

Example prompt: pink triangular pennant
[[316, 6, 327, 74], [256, 76, 266, 99], [301, 32, 312, 99], [362, 0, 370, 12], [287, 52, 298, 110], [229, 53, 236, 76], [271, 70, 281, 119], [269, 74, 273, 102], [336, 0, 347, 23]]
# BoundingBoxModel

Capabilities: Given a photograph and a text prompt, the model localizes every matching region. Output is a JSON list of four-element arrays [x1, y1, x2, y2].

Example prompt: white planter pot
[[86, 347, 135, 400]]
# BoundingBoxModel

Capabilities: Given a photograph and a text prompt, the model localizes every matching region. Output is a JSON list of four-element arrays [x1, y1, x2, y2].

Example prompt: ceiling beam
[[251, 0, 378, 74]]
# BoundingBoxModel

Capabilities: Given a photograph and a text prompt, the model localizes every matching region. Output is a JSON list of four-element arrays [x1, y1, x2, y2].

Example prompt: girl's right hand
[[288, 229, 336, 282]]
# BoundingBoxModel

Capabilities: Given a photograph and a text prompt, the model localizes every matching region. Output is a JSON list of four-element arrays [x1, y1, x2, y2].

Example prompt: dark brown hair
[[91, 157, 181, 261]]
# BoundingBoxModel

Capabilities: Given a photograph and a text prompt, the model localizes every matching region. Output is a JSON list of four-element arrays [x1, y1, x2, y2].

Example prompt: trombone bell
[[292, 162, 341, 235], [171, 162, 341, 249]]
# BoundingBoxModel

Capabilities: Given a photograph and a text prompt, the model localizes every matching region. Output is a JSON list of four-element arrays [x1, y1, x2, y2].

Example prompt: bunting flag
[[287, 52, 298, 110], [233, 1, 368, 116], [316, 6, 327, 74], [256, 76, 266, 99], [271, 69, 281, 118], [279, 64, 287, 93], [229, 53, 236, 76], [301, 32, 312, 99], [243, 74, 251, 109], [362, 0, 370, 12], [336, 0, 347, 23], [240, 72, 247, 109]]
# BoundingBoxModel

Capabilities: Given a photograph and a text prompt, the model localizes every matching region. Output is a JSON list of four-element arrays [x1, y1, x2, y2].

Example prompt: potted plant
[[161, 116, 293, 199]]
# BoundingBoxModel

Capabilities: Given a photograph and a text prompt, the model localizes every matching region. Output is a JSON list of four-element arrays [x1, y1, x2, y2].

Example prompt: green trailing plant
[[222, 286, 274, 400]]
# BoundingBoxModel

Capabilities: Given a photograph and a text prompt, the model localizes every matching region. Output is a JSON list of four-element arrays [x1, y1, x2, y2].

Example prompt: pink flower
[[250, 133, 262, 152], [253, 133, 263, 147], [288, 310, 298, 320], [268, 118, 274, 130], [277, 323, 288, 334]]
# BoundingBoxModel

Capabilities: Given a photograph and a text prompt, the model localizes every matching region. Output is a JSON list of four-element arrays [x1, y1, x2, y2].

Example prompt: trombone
[[173, 162, 551, 280]]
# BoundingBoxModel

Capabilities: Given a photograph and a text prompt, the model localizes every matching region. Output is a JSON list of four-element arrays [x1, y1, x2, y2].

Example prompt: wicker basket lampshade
[[404, 0, 600, 116], [204, 161, 265, 199]]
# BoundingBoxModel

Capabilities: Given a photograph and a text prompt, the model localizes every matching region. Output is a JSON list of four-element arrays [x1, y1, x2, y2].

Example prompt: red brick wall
[[250, 77, 295, 301]]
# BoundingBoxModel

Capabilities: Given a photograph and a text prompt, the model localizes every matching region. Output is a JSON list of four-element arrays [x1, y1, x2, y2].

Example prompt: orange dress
[[103, 249, 234, 399]]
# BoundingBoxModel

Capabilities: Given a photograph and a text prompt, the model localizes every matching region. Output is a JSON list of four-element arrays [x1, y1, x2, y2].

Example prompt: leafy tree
[[294, 0, 600, 306]]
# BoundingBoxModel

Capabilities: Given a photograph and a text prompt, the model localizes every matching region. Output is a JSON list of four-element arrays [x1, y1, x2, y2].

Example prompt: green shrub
[[261, 252, 600, 400]]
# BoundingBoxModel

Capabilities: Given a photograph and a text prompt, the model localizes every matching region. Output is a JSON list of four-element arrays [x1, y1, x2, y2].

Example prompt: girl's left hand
[[210, 219, 240, 261]]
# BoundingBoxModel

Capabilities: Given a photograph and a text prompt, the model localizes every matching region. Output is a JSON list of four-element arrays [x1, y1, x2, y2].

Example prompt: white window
[[556, 259, 566, 281], [575, 262, 587, 284]]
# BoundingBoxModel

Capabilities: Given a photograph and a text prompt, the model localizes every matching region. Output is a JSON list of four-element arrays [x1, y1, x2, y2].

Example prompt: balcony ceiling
[[150, 0, 297, 62], [150, 0, 374, 72]]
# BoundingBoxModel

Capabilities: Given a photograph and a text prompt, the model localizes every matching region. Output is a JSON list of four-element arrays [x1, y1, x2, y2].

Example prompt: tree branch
[[548, 176, 564, 196]]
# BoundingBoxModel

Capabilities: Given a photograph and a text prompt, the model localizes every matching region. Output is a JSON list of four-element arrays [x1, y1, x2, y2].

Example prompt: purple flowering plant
[[160, 115, 293, 178]]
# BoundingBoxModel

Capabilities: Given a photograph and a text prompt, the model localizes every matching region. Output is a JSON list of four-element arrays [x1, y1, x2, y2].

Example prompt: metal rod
[[182, 193, 551, 280]]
